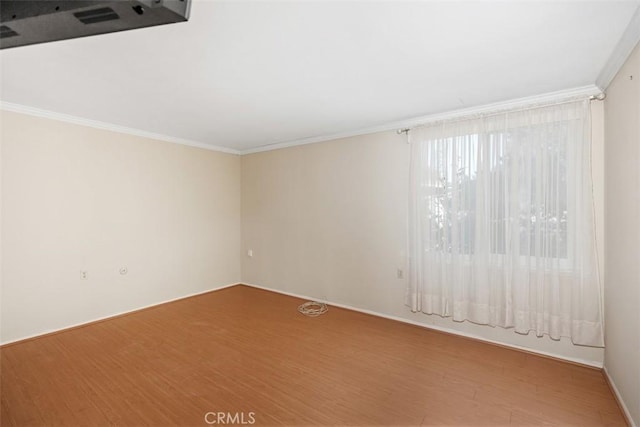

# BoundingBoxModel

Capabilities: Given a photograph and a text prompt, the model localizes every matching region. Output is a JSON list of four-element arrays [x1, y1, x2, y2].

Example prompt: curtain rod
[[397, 91, 606, 135]]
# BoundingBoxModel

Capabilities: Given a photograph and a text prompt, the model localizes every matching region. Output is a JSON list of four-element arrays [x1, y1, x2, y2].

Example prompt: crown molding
[[2, 84, 602, 157], [596, 4, 640, 91], [241, 84, 602, 155], [0, 101, 241, 155]]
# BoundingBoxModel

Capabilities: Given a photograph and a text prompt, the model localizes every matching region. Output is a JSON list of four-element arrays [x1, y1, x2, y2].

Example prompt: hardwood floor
[[1, 285, 627, 426]]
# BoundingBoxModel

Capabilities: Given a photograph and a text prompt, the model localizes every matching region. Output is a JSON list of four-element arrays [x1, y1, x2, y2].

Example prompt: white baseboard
[[0, 282, 242, 346], [603, 366, 638, 427], [2, 281, 604, 370], [240, 282, 603, 369]]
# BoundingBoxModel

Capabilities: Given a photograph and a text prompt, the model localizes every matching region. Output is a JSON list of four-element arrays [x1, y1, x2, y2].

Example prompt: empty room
[[1, 0, 639, 426]]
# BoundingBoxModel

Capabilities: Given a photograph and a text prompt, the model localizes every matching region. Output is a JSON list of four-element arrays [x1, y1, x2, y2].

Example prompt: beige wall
[[604, 42, 640, 426], [241, 104, 606, 366], [0, 111, 241, 344], [0, 93, 610, 368]]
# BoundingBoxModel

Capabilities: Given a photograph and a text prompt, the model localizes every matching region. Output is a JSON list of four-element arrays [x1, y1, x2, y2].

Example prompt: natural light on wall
[[407, 99, 603, 347]]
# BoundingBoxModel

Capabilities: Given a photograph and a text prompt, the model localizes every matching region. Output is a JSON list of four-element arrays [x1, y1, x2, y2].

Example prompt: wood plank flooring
[[0, 285, 627, 426]]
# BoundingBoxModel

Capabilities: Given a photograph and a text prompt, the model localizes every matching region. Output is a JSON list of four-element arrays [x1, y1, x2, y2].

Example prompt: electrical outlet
[[81, 271, 88, 280], [247, 249, 253, 257], [119, 267, 128, 275]]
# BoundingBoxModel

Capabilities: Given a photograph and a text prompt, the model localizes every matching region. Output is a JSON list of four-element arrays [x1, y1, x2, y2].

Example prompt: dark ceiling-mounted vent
[[0, 1, 191, 49], [74, 7, 120, 25], [0, 25, 19, 39]]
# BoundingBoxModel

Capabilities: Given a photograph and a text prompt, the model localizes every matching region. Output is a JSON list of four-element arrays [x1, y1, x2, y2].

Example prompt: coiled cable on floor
[[298, 301, 328, 317]]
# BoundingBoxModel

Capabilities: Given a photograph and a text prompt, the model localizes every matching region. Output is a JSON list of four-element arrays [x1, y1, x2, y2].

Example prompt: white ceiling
[[1, 1, 639, 153]]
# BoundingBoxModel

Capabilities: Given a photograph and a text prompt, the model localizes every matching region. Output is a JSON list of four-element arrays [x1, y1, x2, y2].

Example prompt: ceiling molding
[[241, 84, 602, 155], [1, 85, 603, 157], [596, 4, 640, 90], [0, 101, 241, 155]]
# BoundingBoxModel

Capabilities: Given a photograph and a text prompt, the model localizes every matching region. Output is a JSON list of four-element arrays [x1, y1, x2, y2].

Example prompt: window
[[407, 99, 603, 346], [423, 125, 569, 260]]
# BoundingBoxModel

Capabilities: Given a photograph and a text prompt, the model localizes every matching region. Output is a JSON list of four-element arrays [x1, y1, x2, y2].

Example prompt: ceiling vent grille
[[73, 7, 119, 25], [0, 25, 19, 39]]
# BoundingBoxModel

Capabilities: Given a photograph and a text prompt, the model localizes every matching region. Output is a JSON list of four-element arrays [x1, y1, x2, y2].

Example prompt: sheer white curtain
[[407, 99, 603, 346]]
